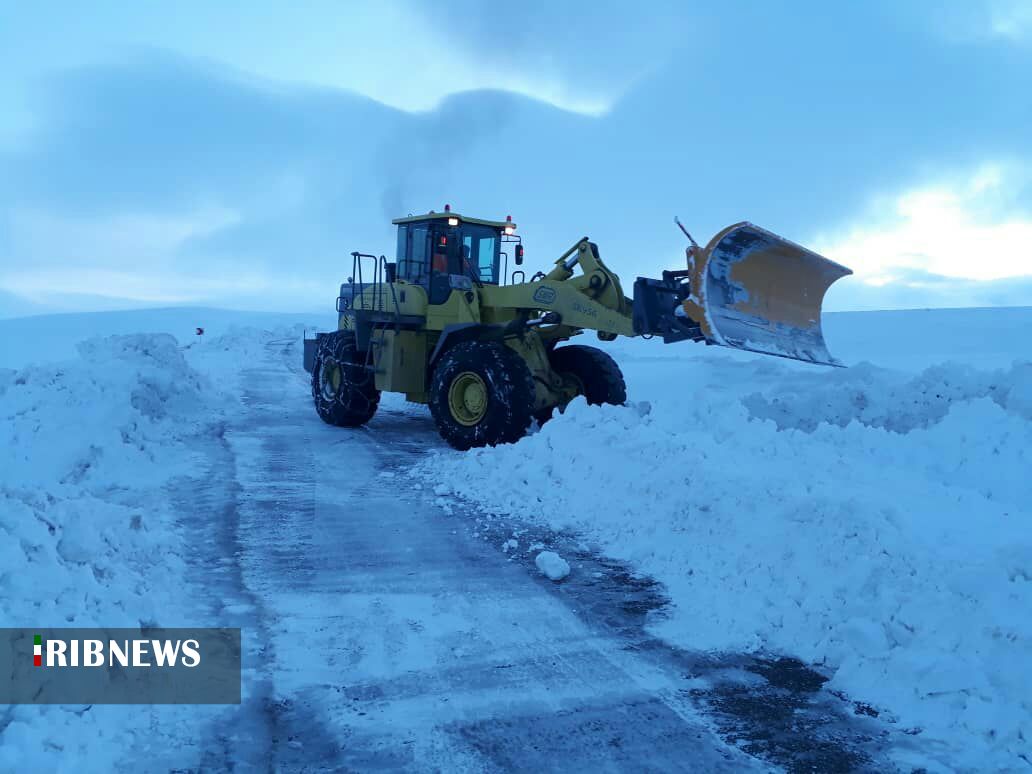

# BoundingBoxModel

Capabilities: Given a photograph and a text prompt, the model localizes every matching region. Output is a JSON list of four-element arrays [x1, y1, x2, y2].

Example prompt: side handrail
[[378, 254, 402, 330], [350, 251, 379, 311]]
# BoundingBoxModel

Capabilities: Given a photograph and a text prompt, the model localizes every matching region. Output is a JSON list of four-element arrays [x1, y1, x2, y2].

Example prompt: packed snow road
[[178, 336, 893, 772]]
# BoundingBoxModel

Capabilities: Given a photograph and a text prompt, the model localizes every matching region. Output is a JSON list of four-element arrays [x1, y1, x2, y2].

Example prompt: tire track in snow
[[435, 501, 898, 773], [220, 339, 761, 770], [348, 356, 898, 772], [173, 341, 346, 771], [182, 335, 894, 772]]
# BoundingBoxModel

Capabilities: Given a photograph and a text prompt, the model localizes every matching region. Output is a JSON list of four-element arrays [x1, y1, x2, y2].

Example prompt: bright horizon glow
[[816, 163, 1032, 285], [988, 0, 1032, 40]]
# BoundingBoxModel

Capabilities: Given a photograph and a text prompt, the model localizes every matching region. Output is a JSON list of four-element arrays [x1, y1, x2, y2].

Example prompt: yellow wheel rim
[[448, 371, 489, 426], [320, 359, 342, 400], [561, 371, 585, 401]]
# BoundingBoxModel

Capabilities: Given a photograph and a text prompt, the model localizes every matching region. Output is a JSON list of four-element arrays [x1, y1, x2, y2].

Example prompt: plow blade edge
[[690, 222, 851, 366]]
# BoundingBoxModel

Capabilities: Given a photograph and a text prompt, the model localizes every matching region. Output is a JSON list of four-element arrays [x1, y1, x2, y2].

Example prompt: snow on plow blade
[[691, 222, 851, 366]]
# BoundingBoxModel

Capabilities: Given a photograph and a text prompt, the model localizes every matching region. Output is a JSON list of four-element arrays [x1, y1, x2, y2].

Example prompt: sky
[[1, 0, 1031, 317]]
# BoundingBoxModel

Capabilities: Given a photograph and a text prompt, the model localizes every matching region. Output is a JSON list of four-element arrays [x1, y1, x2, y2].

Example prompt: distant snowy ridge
[[417, 355, 1032, 771]]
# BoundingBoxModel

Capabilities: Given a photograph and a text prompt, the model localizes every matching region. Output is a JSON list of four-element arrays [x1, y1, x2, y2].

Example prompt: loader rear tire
[[548, 344, 626, 411], [311, 331, 380, 427], [429, 341, 536, 450]]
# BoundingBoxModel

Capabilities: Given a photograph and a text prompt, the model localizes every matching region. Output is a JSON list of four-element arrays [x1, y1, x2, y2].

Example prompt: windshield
[[460, 225, 500, 284]]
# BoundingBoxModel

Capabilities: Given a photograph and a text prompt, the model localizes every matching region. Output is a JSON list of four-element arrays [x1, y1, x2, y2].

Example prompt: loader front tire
[[311, 331, 380, 427], [429, 342, 536, 450], [549, 344, 627, 408]]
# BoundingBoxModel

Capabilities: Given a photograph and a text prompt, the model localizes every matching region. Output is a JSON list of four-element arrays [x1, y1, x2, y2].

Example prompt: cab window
[[458, 225, 500, 284], [397, 224, 429, 285], [476, 235, 499, 283]]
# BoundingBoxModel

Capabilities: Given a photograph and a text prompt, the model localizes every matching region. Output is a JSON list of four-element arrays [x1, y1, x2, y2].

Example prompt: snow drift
[[419, 352, 1032, 770], [0, 334, 223, 769]]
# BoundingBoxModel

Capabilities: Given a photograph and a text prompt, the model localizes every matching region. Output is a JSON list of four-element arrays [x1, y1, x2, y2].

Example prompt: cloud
[[2, 19, 1031, 316], [824, 268, 1032, 311], [4, 206, 240, 271], [814, 163, 1032, 300], [986, 0, 1032, 40], [0, 1, 684, 119], [408, 0, 685, 115], [0, 54, 592, 311], [932, 0, 1032, 44]]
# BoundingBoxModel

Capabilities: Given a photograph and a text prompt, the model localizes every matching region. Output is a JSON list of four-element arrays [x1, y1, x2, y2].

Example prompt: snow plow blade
[[688, 222, 851, 366]]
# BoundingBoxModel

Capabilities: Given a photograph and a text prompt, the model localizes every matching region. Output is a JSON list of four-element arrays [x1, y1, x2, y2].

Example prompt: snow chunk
[[535, 551, 571, 581]]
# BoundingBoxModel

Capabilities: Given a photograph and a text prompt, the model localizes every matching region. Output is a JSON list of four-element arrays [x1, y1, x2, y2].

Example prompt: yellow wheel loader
[[303, 208, 851, 450]]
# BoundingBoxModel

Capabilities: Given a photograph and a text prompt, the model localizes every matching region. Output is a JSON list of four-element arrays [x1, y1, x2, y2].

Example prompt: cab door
[[428, 223, 461, 304]]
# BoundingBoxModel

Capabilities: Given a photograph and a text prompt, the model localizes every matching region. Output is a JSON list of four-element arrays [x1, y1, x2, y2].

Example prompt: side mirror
[[515, 244, 524, 266]]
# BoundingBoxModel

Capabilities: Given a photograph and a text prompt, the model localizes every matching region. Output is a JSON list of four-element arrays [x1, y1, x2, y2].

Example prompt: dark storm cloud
[[4, 52, 400, 216], [426, 0, 685, 96]]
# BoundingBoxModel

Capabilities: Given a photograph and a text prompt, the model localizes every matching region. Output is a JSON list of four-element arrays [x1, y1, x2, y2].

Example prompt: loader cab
[[392, 210, 513, 304]]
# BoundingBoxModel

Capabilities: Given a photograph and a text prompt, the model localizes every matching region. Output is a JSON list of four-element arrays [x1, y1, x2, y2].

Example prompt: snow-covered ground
[[0, 333, 230, 768], [824, 306, 1032, 372], [418, 309, 1032, 772], [0, 304, 321, 766], [0, 305, 1029, 770]]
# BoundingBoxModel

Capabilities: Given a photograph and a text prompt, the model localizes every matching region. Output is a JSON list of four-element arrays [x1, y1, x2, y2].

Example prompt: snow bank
[[419, 356, 1032, 770], [184, 322, 308, 376], [0, 307, 332, 370], [0, 334, 223, 769]]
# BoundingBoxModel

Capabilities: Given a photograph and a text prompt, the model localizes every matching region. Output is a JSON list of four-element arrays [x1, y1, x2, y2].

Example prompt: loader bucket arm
[[688, 222, 851, 366]]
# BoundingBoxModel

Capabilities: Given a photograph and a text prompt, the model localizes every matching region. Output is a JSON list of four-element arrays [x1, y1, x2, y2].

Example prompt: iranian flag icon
[[33, 634, 42, 667]]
